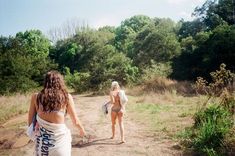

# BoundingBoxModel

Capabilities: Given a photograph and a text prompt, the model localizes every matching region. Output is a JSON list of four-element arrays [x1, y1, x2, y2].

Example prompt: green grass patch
[[126, 94, 206, 141], [127, 102, 176, 133], [130, 103, 170, 113]]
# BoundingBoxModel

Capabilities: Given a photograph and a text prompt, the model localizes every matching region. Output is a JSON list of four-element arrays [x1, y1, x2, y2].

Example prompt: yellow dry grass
[[128, 77, 196, 96], [0, 94, 30, 125]]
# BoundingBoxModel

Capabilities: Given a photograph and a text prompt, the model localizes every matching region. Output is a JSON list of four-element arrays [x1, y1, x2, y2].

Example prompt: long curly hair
[[37, 70, 69, 112]]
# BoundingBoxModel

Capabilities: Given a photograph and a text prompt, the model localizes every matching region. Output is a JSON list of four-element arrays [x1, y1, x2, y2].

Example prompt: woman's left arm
[[28, 94, 37, 126]]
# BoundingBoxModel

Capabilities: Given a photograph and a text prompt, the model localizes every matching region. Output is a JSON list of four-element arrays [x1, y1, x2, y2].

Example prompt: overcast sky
[[0, 0, 205, 36]]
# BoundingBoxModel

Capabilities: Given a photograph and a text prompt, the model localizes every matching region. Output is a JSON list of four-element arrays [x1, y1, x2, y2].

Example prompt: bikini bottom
[[111, 107, 121, 113]]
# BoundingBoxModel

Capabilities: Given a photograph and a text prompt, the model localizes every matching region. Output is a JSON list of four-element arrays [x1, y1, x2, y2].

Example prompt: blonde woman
[[28, 71, 86, 156], [109, 81, 128, 143]]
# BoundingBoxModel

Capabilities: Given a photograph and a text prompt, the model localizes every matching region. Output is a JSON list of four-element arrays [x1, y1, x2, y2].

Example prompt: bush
[[194, 105, 232, 128], [64, 68, 90, 93], [193, 105, 233, 155], [141, 62, 172, 81], [180, 64, 235, 155], [195, 63, 234, 96]]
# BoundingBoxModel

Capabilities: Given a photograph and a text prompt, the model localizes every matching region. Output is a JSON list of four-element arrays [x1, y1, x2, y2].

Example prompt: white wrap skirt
[[35, 115, 72, 156]]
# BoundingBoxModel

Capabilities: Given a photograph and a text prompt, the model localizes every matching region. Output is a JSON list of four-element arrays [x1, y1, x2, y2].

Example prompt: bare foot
[[120, 140, 126, 143], [110, 136, 114, 139]]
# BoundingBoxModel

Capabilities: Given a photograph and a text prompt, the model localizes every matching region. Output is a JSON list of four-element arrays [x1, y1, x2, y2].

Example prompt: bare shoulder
[[68, 93, 73, 99], [68, 93, 74, 103], [31, 93, 38, 100], [30, 93, 38, 109]]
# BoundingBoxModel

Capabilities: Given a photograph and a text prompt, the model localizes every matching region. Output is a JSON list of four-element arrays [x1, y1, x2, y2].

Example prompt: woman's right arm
[[67, 94, 86, 137], [28, 93, 37, 126]]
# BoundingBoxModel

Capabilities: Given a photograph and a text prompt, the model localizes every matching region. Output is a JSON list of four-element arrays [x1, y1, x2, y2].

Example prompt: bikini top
[[37, 102, 66, 116]]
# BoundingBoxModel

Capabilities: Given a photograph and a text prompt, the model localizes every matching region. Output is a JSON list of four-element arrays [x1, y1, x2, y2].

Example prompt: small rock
[[172, 144, 181, 150]]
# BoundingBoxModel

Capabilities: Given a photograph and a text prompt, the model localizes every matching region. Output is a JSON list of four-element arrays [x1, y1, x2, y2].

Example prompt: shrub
[[180, 64, 235, 155], [195, 63, 234, 97], [194, 105, 232, 128], [141, 62, 172, 81], [64, 68, 90, 93], [193, 105, 233, 155]]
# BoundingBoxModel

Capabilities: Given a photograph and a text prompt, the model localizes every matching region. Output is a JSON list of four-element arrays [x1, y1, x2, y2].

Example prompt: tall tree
[[171, 25, 235, 80], [132, 20, 180, 68], [193, 0, 234, 29], [114, 15, 152, 55], [178, 19, 206, 39], [0, 30, 55, 94]]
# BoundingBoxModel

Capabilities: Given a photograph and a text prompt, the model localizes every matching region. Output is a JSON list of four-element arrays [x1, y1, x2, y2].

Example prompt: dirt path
[[0, 94, 182, 156]]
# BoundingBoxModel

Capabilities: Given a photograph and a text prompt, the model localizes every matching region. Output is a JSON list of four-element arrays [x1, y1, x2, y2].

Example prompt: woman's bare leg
[[118, 112, 125, 142], [111, 111, 117, 139]]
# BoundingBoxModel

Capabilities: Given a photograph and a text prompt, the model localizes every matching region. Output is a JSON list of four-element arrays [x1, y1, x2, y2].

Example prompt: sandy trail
[[0, 94, 182, 156]]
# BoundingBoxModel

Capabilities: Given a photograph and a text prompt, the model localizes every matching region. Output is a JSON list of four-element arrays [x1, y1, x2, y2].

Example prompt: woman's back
[[32, 93, 67, 124], [37, 106, 66, 124], [112, 91, 121, 108], [28, 71, 86, 156]]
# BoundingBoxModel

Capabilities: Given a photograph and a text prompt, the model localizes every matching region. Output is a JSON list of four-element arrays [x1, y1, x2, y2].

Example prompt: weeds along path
[[0, 94, 182, 156]]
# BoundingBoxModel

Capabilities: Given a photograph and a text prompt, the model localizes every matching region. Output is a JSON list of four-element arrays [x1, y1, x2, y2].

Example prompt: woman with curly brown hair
[[28, 70, 86, 156]]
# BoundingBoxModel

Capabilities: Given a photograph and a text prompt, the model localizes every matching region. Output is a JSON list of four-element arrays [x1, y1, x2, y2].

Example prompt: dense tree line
[[0, 30, 56, 94], [172, 0, 235, 80], [0, 0, 234, 94]]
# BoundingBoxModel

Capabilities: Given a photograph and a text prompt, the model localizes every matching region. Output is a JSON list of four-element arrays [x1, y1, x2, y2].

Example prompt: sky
[[0, 0, 205, 36]]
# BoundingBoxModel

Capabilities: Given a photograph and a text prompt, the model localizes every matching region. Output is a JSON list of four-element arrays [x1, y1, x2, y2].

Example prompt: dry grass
[[0, 94, 30, 125], [126, 91, 207, 140], [127, 77, 196, 96]]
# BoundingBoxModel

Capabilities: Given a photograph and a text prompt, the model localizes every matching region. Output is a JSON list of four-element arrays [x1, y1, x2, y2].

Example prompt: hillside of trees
[[0, 0, 235, 94]]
